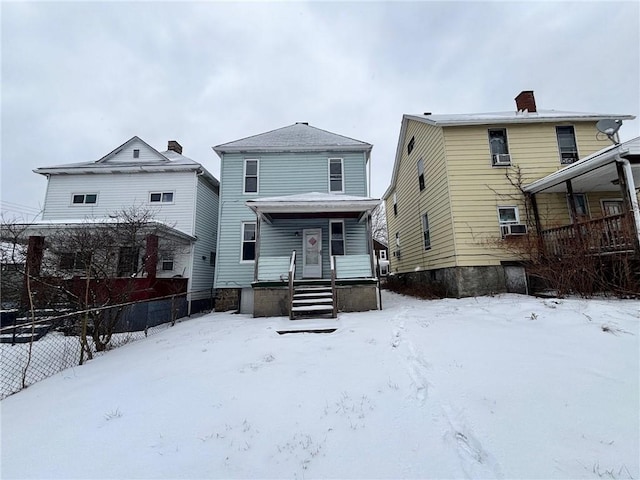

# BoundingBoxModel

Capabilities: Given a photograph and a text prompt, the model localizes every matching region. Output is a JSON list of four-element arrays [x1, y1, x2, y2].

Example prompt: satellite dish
[[596, 119, 623, 144]]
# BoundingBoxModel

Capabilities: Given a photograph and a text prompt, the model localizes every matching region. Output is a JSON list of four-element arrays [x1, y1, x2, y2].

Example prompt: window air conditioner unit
[[493, 154, 512, 166], [501, 224, 527, 237]]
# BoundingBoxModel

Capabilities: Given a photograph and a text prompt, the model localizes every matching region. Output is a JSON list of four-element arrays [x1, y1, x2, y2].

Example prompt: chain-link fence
[[0, 291, 209, 399]]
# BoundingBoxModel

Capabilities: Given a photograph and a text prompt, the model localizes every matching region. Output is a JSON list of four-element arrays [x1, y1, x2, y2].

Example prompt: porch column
[[253, 215, 261, 282], [616, 159, 640, 251], [528, 193, 545, 255], [366, 213, 375, 278], [145, 234, 158, 280], [565, 180, 578, 224]]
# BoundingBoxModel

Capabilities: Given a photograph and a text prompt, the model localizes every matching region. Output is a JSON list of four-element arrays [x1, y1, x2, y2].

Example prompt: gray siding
[[190, 177, 219, 301], [214, 150, 370, 288]]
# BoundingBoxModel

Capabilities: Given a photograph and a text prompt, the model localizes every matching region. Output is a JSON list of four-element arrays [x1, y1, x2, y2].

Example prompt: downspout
[[615, 156, 640, 247]]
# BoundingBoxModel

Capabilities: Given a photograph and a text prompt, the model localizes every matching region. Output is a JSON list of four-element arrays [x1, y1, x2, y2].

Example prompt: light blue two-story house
[[212, 122, 381, 318]]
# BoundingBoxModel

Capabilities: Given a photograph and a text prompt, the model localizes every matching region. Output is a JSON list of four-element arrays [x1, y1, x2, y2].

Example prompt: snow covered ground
[[2, 291, 638, 479]]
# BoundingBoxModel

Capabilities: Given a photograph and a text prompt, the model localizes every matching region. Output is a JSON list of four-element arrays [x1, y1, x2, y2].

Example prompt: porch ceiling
[[524, 137, 640, 194], [530, 159, 640, 193], [246, 192, 381, 218]]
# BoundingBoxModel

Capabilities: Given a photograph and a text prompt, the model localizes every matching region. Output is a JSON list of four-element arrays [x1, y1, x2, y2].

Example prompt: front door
[[302, 228, 322, 278]]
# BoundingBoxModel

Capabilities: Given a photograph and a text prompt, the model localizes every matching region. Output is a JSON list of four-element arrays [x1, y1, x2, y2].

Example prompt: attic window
[[133, 149, 140, 158], [407, 136, 415, 155]]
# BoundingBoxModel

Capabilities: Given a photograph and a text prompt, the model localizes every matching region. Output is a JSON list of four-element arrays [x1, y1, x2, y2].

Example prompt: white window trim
[[488, 128, 512, 167], [240, 221, 257, 263], [600, 198, 624, 216], [149, 191, 175, 204], [567, 193, 590, 221], [70, 193, 98, 205], [497, 205, 520, 225], [417, 158, 425, 191], [329, 219, 346, 257], [328, 158, 344, 193], [161, 257, 174, 271], [379, 250, 387, 260], [243, 159, 260, 195], [422, 213, 431, 250], [556, 124, 580, 164]]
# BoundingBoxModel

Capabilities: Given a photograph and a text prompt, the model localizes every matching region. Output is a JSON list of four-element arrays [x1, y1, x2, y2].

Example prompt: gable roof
[[33, 136, 219, 186], [383, 110, 636, 200], [213, 123, 372, 156]]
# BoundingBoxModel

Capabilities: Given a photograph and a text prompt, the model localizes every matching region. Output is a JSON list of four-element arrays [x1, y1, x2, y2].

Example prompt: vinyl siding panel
[[214, 150, 369, 288], [190, 177, 219, 301], [444, 121, 612, 266], [42, 171, 197, 235], [385, 120, 455, 275]]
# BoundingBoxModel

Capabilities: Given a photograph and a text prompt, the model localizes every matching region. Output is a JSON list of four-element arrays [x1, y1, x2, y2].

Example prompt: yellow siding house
[[383, 91, 635, 297]]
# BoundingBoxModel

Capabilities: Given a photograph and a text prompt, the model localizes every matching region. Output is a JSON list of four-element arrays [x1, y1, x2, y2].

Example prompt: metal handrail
[[330, 255, 337, 318], [288, 250, 296, 320]]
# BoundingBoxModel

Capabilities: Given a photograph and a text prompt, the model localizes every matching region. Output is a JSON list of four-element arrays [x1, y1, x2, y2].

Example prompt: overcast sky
[[2, 1, 639, 219]]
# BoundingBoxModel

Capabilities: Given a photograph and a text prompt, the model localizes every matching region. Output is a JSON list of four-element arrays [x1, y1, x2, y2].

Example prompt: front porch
[[525, 137, 640, 259], [246, 193, 381, 318]]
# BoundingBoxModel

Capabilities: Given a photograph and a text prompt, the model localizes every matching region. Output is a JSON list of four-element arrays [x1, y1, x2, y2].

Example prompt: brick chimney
[[167, 140, 183, 154], [515, 91, 537, 113]]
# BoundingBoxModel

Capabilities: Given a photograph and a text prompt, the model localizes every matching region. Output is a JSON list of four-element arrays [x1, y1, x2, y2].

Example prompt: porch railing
[[540, 213, 636, 257], [288, 250, 296, 320]]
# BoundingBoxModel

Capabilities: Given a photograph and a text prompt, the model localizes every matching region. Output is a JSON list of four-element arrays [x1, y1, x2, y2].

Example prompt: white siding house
[[33, 137, 219, 312]]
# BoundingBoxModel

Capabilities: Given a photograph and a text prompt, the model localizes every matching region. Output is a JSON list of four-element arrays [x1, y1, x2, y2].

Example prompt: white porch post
[[616, 156, 640, 249]]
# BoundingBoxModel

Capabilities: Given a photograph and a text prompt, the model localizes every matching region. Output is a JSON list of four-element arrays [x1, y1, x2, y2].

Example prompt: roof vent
[[423, 112, 432, 116], [296, 122, 309, 125]]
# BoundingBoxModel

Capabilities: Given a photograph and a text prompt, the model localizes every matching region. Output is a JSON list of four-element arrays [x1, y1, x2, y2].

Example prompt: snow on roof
[[246, 192, 380, 214], [214, 123, 372, 155], [12, 219, 196, 241], [34, 137, 219, 187], [407, 110, 636, 127]]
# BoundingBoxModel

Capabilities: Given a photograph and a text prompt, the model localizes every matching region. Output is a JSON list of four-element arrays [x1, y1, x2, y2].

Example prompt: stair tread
[[294, 292, 333, 298], [292, 305, 334, 312], [293, 298, 333, 305]]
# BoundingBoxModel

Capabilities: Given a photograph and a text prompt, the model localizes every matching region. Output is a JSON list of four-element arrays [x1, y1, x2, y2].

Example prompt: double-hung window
[[417, 158, 425, 191], [244, 159, 259, 194], [59, 252, 91, 271], [556, 126, 578, 164], [488, 129, 511, 166], [498, 206, 519, 226], [330, 220, 345, 256], [422, 213, 431, 250], [72, 193, 97, 205], [241, 222, 256, 262], [329, 158, 344, 193], [150, 192, 174, 203]]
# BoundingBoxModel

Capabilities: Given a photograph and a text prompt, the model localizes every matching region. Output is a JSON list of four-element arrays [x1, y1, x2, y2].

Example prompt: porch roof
[[523, 137, 640, 194], [246, 192, 380, 221], [10, 219, 196, 243]]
